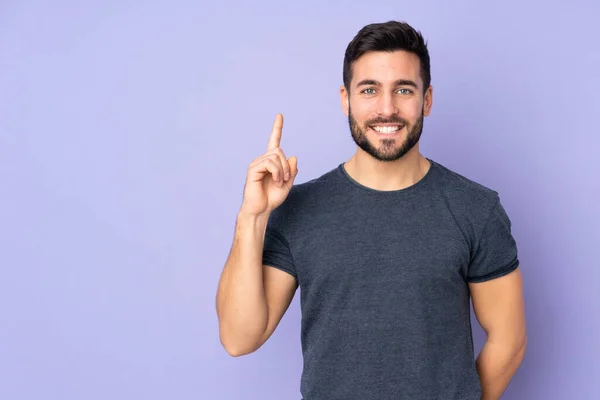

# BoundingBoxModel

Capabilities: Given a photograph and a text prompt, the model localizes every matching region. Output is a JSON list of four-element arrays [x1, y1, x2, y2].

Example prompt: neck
[[344, 146, 430, 191]]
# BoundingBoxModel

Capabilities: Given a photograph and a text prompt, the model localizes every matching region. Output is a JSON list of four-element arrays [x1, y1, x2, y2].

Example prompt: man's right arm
[[216, 211, 298, 357]]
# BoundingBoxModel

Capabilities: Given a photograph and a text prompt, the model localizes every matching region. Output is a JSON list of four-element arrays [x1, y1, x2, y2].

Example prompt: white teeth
[[372, 126, 401, 134]]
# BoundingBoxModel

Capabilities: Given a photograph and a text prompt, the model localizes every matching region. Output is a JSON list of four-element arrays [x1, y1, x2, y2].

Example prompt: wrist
[[237, 209, 270, 225]]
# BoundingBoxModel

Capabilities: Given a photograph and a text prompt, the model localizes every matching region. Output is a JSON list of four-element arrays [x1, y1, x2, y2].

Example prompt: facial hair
[[348, 104, 424, 162]]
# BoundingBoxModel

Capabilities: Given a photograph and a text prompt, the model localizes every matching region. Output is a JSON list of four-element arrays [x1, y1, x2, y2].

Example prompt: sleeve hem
[[263, 225, 298, 278], [264, 263, 298, 279], [467, 257, 519, 283]]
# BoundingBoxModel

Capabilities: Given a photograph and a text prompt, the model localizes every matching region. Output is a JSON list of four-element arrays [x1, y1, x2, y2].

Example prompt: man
[[216, 20, 527, 400]]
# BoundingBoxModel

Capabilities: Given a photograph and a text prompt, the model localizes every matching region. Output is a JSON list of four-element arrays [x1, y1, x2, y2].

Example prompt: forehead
[[351, 50, 422, 87]]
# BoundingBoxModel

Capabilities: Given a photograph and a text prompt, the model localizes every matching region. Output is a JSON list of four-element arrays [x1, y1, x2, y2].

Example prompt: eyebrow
[[356, 79, 418, 89]]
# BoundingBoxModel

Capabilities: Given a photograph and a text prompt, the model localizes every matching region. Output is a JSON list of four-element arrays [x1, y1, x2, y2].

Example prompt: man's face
[[341, 50, 432, 162]]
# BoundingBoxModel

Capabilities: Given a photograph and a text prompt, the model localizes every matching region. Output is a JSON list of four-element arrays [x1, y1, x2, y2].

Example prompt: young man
[[216, 20, 527, 400]]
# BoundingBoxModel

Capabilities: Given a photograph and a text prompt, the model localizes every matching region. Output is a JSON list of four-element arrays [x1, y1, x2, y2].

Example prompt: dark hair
[[343, 21, 431, 93]]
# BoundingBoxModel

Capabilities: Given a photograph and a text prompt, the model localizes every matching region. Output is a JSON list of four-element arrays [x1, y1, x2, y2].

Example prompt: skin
[[339, 50, 432, 192], [216, 114, 299, 357], [218, 48, 526, 400], [470, 268, 527, 400]]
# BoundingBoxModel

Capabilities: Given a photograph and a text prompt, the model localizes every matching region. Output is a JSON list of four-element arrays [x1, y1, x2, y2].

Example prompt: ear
[[340, 85, 349, 117], [423, 85, 433, 117]]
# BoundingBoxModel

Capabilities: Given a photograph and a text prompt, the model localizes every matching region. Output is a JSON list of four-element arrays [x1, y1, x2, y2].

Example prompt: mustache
[[364, 117, 407, 126]]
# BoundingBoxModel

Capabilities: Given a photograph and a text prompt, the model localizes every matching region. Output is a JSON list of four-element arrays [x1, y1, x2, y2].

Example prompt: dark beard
[[348, 104, 424, 162]]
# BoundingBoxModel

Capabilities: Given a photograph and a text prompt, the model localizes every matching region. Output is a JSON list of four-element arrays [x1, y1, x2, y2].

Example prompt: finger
[[249, 148, 287, 170], [266, 155, 286, 185], [281, 156, 298, 189], [267, 113, 284, 151], [271, 148, 290, 181], [259, 157, 284, 183], [248, 157, 280, 184], [288, 156, 299, 179], [250, 147, 292, 181]]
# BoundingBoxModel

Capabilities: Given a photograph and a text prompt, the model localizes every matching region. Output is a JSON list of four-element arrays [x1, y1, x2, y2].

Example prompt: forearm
[[475, 338, 526, 400], [216, 211, 270, 355]]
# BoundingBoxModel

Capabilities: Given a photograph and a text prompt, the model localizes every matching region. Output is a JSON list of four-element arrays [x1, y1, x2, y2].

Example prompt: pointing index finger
[[268, 113, 284, 151]]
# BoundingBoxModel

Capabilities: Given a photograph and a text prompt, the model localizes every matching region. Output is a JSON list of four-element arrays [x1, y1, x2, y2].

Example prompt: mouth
[[369, 124, 404, 136]]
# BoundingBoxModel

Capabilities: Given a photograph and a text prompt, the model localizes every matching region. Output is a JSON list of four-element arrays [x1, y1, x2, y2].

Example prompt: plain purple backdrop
[[1, 1, 598, 399]]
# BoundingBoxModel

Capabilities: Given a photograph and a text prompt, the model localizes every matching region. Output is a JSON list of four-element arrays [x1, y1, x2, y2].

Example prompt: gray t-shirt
[[262, 158, 519, 400]]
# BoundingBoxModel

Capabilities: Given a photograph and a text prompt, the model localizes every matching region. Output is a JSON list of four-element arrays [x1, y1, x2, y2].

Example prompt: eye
[[361, 88, 376, 95], [397, 88, 413, 95]]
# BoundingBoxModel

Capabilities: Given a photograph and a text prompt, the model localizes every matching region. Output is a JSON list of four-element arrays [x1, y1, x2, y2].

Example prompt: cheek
[[350, 102, 376, 122], [401, 101, 424, 121]]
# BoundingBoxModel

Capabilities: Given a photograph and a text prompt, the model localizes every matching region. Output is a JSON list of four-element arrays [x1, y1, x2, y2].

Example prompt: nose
[[376, 91, 399, 116]]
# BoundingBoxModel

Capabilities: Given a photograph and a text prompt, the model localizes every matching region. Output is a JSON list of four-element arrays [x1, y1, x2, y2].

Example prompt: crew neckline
[[337, 158, 436, 194]]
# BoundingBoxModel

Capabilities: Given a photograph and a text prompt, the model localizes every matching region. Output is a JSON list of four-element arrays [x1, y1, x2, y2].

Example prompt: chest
[[290, 201, 473, 300]]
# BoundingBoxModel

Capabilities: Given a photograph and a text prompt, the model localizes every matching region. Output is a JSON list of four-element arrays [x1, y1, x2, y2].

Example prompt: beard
[[348, 104, 424, 162]]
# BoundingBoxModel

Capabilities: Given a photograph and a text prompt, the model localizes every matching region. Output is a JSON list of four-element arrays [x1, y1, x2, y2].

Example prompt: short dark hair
[[343, 21, 431, 94]]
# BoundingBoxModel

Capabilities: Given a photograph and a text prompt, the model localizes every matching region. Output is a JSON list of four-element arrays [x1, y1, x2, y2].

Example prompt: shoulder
[[432, 160, 498, 198], [432, 160, 500, 201], [429, 159, 502, 222]]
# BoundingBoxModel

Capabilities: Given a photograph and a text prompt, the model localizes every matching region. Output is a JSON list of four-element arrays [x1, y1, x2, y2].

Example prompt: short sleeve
[[467, 197, 520, 283], [262, 217, 298, 279]]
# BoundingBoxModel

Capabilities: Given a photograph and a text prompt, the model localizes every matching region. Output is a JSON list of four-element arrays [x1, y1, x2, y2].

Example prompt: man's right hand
[[240, 113, 299, 218]]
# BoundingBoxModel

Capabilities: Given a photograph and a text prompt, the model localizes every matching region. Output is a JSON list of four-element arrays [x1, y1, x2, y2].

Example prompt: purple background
[[1, 1, 598, 399]]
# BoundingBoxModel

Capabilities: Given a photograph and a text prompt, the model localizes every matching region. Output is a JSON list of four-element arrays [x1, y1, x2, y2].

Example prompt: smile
[[370, 125, 403, 134]]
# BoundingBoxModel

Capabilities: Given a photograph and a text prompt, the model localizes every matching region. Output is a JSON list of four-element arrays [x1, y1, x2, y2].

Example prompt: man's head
[[340, 21, 433, 162]]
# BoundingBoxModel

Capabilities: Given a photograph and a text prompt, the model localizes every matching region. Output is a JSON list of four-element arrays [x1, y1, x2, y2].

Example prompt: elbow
[[223, 346, 247, 358], [222, 342, 255, 358], [217, 311, 268, 357], [504, 334, 528, 366], [486, 331, 528, 364], [515, 334, 527, 362], [219, 330, 261, 357]]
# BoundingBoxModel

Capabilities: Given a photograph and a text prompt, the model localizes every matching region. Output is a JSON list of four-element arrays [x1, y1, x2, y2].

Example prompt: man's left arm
[[469, 266, 527, 400]]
